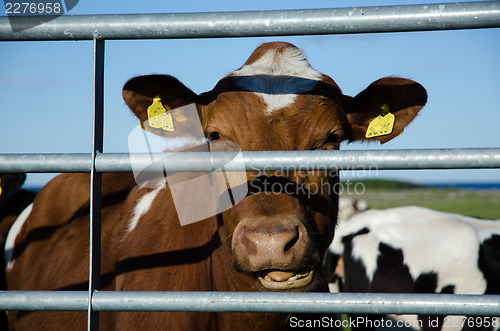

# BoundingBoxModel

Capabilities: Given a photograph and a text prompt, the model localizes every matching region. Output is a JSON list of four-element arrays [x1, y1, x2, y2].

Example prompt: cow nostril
[[235, 222, 308, 266], [238, 230, 257, 255], [284, 228, 300, 252]]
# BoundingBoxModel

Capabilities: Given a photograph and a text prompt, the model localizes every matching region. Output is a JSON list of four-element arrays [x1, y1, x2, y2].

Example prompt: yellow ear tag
[[365, 103, 395, 138], [147, 96, 174, 132]]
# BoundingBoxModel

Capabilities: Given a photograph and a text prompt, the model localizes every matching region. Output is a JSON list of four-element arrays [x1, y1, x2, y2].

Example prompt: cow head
[[122, 42, 427, 291]]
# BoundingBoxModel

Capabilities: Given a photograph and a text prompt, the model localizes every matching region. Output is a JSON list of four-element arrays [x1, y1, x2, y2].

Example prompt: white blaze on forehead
[[232, 46, 323, 114], [125, 180, 165, 236], [5, 203, 33, 270]]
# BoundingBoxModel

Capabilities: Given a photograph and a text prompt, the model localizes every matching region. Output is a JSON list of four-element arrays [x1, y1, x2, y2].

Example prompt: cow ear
[[345, 77, 427, 144], [122, 75, 199, 124]]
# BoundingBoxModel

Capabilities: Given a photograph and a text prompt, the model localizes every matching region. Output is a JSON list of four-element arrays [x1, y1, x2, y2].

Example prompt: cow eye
[[208, 131, 222, 141], [323, 130, 344, 150], [326, 133, 341, 144]]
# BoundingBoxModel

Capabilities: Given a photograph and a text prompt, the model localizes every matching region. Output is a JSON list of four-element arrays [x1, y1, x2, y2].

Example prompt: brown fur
[[0, 174, 36, 241], [0, 174, 37, 330], [6, 42, 427, 330]]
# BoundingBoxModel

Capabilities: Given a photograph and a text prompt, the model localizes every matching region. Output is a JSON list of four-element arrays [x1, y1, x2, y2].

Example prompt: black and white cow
[[327, 206, 500, 331], [327, 197, 369, 292]]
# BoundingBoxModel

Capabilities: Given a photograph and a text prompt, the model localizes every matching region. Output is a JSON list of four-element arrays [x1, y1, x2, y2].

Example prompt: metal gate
[[1, 2, 500, 330]]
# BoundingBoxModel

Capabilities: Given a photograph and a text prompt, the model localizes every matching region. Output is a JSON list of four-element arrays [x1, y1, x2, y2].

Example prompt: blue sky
[[1, 0, 499, 187]]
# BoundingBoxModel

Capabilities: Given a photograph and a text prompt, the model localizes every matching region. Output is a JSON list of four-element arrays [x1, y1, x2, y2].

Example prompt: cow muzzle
[[232, 216, 317, 290]]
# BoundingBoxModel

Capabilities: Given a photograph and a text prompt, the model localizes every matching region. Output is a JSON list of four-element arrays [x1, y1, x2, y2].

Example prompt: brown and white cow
[[0, 173, 37, 330], [5, 42, 427, 330]]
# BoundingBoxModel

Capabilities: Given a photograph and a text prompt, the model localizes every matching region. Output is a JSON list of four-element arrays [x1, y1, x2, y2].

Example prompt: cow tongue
[[265, 271, 296, 282], [258, 270, 313, 290]]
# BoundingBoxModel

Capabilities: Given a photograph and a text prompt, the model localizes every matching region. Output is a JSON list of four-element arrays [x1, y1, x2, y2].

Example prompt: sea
[[423, 182, 500, 190]]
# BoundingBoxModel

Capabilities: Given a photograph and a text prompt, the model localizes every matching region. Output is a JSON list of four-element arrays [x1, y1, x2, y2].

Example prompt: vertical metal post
[[88, 38, 104, 331]]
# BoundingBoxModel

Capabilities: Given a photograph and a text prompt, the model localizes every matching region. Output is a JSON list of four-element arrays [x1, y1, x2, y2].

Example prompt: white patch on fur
[[232, 45, 323, 114], [125, 180, 165, 236], [350, 231, 381, 282], [328, 281, 341, 293], [5, 203, 33, 270]]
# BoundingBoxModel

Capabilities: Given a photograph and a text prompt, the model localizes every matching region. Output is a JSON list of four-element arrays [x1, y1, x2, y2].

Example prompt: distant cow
[[0, 173, 37, 330], [327, 206, 500, 330], [5, 42, 427, 330], [338, 197, 369, 222]]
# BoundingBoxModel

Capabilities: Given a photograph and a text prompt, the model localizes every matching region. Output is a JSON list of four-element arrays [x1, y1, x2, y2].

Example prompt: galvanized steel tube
[[0, 153, 91, 173], [0, 148, 499, 173], [1, 291, 499, 316], [93, 292, 500, 316], [1, 1, 499, 41], [0, 291, 88, 311]]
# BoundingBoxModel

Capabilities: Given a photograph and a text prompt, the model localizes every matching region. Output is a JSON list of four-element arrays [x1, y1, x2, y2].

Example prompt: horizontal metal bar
[[94, 292, 500, 316], [0, 291, 499, 316], [1, 2, 499, 41], [0, 291, 88, 311], [0, 148, 500, 173], [0, 153, 92, 173]]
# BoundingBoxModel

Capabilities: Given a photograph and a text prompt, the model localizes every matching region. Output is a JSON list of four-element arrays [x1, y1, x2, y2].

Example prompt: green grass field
[[340, 180, 500, 219]]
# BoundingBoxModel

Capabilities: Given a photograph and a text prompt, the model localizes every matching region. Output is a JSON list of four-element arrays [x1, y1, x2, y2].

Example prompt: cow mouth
[[256, 269, 314, 290]]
